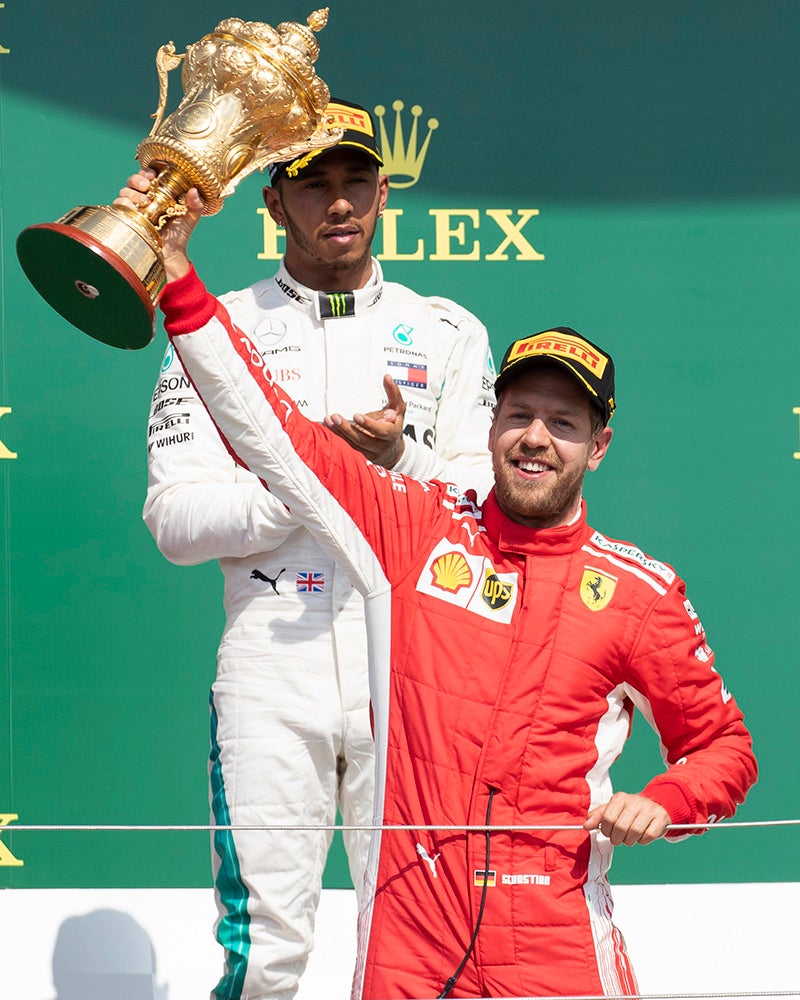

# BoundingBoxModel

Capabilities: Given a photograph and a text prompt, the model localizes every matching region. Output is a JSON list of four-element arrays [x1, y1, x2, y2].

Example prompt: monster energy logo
[[319, 291, 356, 319]]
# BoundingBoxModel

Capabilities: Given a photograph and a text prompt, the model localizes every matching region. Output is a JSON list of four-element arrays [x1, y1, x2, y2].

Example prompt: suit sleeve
[[160, 267, 445, 594], [392, 299, 495, 502], [624, 577, 757, 832], [143, 341, 298, 565]]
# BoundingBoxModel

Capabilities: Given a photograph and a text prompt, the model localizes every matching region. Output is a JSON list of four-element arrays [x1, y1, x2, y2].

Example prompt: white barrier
[[0, 884, 797, 999]]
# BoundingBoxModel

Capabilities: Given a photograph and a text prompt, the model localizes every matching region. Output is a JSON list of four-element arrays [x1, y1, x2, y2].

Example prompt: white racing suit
[[144, 258, 495, 1000]]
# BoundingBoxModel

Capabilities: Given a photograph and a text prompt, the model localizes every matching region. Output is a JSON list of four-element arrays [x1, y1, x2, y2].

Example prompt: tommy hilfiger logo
[[375, 100, 439, 189], [388, 359, 428, 389]]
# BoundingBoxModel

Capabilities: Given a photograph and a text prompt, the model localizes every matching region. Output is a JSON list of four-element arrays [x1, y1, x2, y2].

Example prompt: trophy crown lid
[[308, 8, 330, 32], [277, 8, 329, 64]]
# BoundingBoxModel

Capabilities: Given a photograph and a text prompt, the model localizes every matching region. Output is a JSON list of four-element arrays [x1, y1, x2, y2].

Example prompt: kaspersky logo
[[258, 98, 545, 264]]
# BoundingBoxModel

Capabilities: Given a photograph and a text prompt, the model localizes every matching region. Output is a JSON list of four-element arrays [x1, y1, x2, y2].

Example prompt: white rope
[[413, 993, 800, 999], [395, 993, 800, 999], [3, 818, 799, 833]]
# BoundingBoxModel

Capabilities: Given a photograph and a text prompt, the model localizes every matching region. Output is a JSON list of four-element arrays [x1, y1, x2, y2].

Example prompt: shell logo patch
[[580, 567, 617, 612], [416, 539, 519, 624], [430, 551, 473, 593]]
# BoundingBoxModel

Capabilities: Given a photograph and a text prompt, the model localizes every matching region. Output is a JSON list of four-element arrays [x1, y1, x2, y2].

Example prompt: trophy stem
[[139, 167, 195, 228], [15, 10, 339, 350]]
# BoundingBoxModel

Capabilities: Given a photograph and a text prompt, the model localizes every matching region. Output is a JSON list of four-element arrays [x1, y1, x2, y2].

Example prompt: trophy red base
[[16, 206, 165, 351]]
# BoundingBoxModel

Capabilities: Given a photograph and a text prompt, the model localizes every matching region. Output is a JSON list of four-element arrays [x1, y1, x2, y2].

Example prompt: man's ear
[[588, 425, 613, 472], [487, 413, 497, 451], [262, 184, 284, 225], [378, 174, 390, 215]]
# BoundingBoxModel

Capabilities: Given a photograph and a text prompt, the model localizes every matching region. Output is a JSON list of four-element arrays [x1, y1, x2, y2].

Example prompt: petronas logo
[[375, 100, 439, 189]]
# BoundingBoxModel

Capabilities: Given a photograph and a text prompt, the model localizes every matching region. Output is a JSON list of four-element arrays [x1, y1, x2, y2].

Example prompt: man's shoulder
[[218, 274, 279, 307], [583, 526, 679, 595], [381, 280, 487, 333]]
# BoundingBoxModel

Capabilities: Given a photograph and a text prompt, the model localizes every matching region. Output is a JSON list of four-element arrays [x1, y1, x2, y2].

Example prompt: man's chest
[[245, 302, 450, 427]]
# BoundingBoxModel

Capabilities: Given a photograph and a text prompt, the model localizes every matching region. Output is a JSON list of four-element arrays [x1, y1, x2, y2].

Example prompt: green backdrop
[[1, 0, 798, 888]]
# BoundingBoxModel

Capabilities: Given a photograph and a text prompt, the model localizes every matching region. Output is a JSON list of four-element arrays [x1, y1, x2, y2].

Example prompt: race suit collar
[[481, 491, 592, 556], [272, 258, 385, 320]]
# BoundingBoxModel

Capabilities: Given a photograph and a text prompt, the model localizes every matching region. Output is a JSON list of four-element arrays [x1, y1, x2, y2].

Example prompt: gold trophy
[[16, 10, 342, 350]]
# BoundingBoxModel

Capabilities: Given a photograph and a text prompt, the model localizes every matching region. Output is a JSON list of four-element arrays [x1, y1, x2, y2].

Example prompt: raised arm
[[159, 267, 449, 594]]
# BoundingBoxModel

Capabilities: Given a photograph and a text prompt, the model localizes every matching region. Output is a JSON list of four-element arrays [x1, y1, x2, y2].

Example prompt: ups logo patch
[[481, 571, 515, 611]]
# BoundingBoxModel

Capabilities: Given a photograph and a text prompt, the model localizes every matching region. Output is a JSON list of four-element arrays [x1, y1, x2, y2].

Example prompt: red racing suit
[[163, 274, 758, 1000]]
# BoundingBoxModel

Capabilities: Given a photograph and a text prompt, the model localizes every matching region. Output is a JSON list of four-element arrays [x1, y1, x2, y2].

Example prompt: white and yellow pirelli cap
[[268, 98, 383, 183], [494, 327, 616, 424]]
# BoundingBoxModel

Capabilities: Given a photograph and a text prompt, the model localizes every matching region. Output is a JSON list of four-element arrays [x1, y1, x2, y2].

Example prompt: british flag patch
[[296, 572, 326, 593]]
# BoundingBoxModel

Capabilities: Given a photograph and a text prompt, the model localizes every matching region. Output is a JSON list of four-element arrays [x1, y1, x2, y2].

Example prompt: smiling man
[[158, 305, 757, 998], [489, 364, 611, 530], [120, 98, 495, 1000]]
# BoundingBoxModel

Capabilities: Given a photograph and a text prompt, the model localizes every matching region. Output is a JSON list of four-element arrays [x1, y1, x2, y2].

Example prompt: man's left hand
[[324, 375, 407, 469], [584, 792, 671, 846]]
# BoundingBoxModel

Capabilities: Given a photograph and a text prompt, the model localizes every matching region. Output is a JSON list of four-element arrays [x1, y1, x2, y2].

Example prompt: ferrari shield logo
[[580, 568, 617, 612]]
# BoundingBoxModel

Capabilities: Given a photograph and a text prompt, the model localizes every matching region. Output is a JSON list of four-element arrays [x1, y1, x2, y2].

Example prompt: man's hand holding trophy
[[16, 9, 342, 350]]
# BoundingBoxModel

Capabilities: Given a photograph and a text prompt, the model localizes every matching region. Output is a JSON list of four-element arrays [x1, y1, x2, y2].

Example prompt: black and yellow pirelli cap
[[268, 99, 383, 183], [494, 327, 616, 424]]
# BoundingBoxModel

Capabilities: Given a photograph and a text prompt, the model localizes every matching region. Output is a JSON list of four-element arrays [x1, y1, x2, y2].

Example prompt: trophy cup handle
[[148, 43, 185, 137], [218, 122, 345, 199]]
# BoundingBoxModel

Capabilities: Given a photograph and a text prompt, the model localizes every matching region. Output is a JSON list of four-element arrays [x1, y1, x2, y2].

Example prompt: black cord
[[437, 787, 497, 999]]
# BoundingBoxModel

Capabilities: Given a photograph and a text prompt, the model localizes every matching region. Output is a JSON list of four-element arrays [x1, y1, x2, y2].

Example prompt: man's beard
[[283, 210, 378, 276], [492, 449, 587, 528]]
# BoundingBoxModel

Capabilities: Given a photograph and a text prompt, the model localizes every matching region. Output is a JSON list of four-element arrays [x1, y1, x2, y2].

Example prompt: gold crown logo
[[374, 100, 439, 189]]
